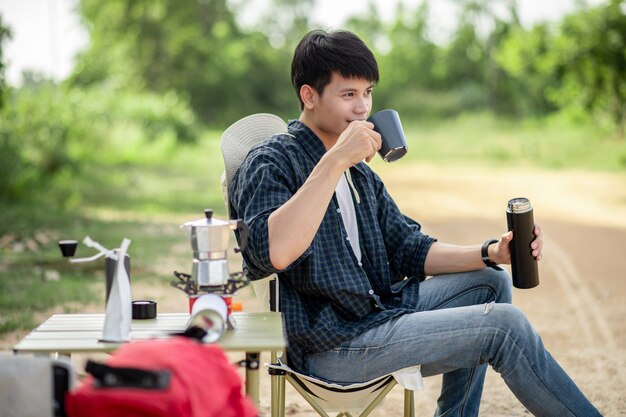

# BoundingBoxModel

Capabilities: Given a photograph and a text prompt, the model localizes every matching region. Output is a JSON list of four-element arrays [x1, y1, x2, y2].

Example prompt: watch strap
[[481, 239, 502, 270]]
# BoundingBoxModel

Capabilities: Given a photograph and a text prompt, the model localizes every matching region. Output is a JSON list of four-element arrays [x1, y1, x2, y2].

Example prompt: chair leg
[[270, 372, 283, 417], [403, 389, 415, 417], [358, 379, 397, 417], [277, 371, 285, 417], [284, 373, 332, 417]]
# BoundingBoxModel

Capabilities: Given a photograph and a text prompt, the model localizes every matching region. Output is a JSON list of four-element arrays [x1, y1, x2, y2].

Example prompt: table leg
[[245, 352, 260, 407], [270, 351, 285, 417], [278, 377, 285, 417]]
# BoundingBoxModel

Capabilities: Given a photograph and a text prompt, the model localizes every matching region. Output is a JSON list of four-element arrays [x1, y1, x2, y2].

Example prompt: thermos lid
[[507, 198, 532, 214]]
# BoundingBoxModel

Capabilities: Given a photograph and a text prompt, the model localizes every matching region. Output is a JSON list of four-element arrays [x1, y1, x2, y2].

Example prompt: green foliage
[[74, 130, 226, 217], [549, 0, 626, 136], [496, 0, 626, 135], [441, 25, 485, 88], [63, 0, 625, 135], [71, 0, 295, 124], [0, 83, 200, 207], [351, 0, 524, 120], [0, 128, 226, 335], [0, 15, 11, 110], [0, 270, 99, 333], [400, 112, 626, 170], [103, 89, 198, 145], [495, 23, 560, 116], [373, 3, 439, 105], [248, 0, 314, 50], [0, 83, 98, 205]]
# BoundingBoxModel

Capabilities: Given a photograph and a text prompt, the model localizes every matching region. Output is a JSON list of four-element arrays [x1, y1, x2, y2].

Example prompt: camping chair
[[220, 114, 421, 417], [0, 355, 75, 417]]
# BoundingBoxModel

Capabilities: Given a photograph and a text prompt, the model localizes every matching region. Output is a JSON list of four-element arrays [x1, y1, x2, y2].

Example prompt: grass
[[0, 129, 226, 335], [401, 113, 626, 171], [1, 113, 625, 336]]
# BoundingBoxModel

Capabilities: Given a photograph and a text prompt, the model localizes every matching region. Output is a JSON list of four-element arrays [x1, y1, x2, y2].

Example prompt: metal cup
[[367, 109, 408, 162]]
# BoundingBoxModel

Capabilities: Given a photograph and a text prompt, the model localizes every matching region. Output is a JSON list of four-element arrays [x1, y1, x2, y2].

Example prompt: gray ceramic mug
[[367, 109, 408, 162]]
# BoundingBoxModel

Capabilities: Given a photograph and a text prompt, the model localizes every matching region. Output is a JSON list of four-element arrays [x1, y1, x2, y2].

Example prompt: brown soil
[[2, 163, 625, 416]]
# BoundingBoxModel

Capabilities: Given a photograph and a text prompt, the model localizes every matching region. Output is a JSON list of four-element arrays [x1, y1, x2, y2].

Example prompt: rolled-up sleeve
[[372, 173, 436, 281], [229, 144, 312, 279]]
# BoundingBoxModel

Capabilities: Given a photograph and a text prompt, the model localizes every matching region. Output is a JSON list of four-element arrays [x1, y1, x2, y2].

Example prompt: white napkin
[[391, 365, 424, 391]]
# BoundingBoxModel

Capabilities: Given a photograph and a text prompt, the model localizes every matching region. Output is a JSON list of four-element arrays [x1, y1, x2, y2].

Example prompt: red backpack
[[66, 332, 257, 417]]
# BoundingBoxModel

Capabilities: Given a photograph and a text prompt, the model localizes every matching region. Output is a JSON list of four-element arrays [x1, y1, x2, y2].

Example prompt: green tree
[[348, 0, 524, 119], [482, 5, 530, 116], [435, 1, 495, 113], [345, 1, 388, 106], [0, 15, 11, 110], [70, 0, 297, 124], [379, 2, 438, 90], [436, 0, 528, 116], [498, 0, 626, 135], [0, 84, 93, 203], [251, 0, 314, 49], [549, 0, 626, 136], [345, 1, 386, 49], [347, 2, 446, 117], [495, 23, 560, 116]]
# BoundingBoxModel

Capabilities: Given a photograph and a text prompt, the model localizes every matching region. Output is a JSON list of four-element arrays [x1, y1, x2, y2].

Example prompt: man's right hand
[[330, 121, 382, 169]]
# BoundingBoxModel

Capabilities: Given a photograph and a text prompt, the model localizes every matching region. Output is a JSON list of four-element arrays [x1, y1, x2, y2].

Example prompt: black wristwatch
[[481, 239, 502, 270]]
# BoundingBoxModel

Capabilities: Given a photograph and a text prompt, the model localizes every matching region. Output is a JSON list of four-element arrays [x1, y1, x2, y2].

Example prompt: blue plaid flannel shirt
[[229, 120, 436, 373]]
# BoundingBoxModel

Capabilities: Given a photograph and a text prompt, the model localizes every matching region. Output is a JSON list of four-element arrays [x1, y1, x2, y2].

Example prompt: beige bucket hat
[[220, 113, 288, 188]]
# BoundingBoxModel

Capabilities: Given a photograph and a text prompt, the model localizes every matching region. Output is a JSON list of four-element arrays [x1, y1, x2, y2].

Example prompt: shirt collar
[[288, 119, 327, 164], [287, 119, 369, 176]]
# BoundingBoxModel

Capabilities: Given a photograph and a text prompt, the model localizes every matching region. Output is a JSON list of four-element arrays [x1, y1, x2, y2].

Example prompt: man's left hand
[[491, 224, 543, 264]]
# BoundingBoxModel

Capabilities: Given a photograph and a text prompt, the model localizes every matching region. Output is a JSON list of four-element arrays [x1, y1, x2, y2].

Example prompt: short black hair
[[291, 30, 379, 110]]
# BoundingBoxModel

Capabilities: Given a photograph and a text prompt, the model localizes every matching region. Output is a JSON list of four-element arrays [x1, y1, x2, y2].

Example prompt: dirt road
[[2, 163, 625, 416], [357, 163, 626, 416]]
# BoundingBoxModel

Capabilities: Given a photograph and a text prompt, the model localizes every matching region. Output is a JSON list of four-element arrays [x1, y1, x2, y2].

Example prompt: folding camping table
[[13, 311, 285, 407]]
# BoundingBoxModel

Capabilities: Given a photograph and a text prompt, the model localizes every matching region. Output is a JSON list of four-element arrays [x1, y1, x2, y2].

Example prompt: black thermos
[[105, 252, 131, 302], [506, 198, 539, 289]]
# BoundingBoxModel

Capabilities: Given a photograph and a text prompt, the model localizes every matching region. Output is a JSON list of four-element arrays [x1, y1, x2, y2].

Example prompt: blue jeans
[[304, 268, 601, 417]]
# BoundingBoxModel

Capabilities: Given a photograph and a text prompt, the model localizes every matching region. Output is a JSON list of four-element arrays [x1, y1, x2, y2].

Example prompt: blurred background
[[0, 0, 625, 342]]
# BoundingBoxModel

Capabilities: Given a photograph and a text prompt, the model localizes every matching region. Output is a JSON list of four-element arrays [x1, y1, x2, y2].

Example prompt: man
[[229, 30, 600, 416]]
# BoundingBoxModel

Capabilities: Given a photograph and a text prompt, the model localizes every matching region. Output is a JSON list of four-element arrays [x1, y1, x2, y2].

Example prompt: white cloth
[[391, 365, 424, 391], [335, 172, 361, 261], [102, 238, 132, 342]]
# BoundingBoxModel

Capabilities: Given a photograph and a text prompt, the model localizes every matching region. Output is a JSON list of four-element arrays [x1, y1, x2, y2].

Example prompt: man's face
[[308, 72, 373, 141]]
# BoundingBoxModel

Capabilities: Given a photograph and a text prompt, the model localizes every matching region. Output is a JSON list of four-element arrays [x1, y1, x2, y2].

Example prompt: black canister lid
[[132, 300, 157, 320]]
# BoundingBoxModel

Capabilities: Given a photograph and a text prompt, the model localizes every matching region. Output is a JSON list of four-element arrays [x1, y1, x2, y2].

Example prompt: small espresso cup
[[367, 109, 408, 162]]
